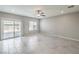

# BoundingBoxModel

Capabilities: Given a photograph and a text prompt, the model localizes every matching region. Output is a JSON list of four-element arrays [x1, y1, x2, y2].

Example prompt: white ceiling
[[0, 5, 79, 18]]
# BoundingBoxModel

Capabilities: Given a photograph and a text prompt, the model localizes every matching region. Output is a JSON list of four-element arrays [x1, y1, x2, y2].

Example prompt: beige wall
[[40, 12, 79, 40]]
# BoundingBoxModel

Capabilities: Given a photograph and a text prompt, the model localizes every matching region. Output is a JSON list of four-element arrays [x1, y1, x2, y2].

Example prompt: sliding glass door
[[14, 21, 21, 37], [1, 19, 21, 40]]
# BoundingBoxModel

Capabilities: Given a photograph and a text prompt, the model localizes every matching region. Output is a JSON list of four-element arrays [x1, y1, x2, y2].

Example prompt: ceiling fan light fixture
[[36, 10, 46, 17], [68, 5, 75, 8]]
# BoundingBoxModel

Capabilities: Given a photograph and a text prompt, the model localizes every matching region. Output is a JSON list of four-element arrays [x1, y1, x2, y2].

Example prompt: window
[[3, 20, 14, 39], [29, 21, 37, 31], [1, 19, 21, 40], [14, 21, 21, 37]]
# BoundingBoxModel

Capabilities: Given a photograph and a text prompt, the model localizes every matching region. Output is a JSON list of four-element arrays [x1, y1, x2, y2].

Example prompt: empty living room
[[0, 5, 79, 54]]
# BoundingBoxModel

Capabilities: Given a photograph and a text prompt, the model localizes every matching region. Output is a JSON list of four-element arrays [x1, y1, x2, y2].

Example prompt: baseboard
[[42, 32, 79, 42], [53, 34, 79, 42]]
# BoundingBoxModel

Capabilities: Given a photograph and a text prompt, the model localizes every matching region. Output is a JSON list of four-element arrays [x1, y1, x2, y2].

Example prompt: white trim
[[53, 34, 79, 42], [42, 32, 79, 42]]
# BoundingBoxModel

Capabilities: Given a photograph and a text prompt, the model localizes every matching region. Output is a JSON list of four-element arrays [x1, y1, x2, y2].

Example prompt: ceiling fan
[[36, 10, 46, 17]]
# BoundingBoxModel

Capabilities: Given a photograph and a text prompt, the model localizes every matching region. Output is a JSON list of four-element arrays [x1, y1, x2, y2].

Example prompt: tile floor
[[0, 34, 79, 54]]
